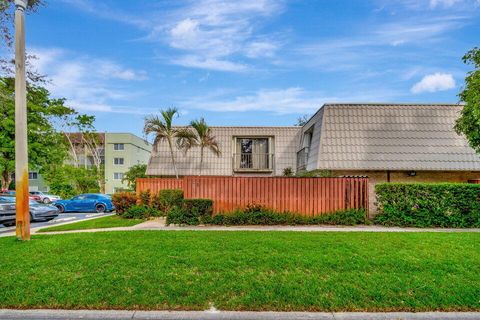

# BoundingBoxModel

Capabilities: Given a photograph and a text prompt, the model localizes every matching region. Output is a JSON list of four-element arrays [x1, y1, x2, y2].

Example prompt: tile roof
[[317, 103, 480, 171]]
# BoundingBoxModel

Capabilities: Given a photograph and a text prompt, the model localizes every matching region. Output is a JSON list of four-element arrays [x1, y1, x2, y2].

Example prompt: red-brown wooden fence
[[136, 176, 368, 216]]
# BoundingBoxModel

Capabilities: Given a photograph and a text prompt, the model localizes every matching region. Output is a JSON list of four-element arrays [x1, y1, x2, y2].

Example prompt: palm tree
[[144, 107, 190, 179], [179, 118, 221, 175]]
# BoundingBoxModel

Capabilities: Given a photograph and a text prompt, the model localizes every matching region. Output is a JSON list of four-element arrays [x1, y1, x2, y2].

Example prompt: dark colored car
[[0, 197, 16, 227], [0, 196, 59, 227], [53, 194, 115, 213]]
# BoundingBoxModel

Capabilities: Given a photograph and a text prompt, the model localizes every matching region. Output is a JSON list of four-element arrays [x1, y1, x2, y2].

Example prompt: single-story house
[[146, 103, 480, 212]]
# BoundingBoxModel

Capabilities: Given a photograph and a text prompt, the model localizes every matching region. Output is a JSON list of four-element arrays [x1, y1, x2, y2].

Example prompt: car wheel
[[95, 204, 106, 213], [55, 205, 65, 213], [43, 198, 50, 204], [30, 213, 35, 222]]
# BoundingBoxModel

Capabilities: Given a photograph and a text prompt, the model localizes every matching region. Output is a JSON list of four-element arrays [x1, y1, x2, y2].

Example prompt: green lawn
[[0, 231, 479, 311], [38, 215, 144, 232]]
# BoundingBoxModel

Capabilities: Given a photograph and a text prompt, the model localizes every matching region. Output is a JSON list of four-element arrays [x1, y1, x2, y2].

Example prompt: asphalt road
[[0, 212, 112, 236]]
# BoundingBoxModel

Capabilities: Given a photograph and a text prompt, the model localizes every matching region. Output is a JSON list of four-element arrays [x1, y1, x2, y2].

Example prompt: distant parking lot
[[0, 212, 113, 236]]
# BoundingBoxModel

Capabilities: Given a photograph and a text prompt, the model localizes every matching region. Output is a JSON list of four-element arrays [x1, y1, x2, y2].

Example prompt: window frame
[[113, 172, 124, 180], [113, 143, 125, 151], [28, 172, 38, 180], [113, 157, 125, 165]]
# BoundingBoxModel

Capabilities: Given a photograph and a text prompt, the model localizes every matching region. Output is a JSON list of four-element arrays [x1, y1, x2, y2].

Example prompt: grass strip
[[37, 215, 144, 232]]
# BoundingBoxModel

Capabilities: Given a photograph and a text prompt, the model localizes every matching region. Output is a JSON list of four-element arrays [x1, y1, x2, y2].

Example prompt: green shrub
[[183, 199, 213, 219], [111, 192, 137, 214], [152, 189, 184, 215], [296, 169, 332, 178], [122, 205, 150, 219], [374, 183, 480, 228], [139, 190, 152, 206], [283, 167, 294, 177], [209, 206, 365, 226], [166, 198, 213, 225]]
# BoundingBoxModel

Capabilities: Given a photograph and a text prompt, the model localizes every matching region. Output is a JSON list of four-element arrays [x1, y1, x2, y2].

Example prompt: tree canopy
[[0, 77, 86, 189], [0, 0, 45, 83], [455, 47, 480, 153], [122, 164, 147, 191]]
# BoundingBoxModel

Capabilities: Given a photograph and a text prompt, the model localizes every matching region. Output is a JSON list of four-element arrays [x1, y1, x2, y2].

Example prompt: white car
[[29, 191, 61, 204]]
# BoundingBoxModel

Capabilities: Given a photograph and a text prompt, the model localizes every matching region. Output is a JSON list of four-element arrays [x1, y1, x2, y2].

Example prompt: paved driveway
[[0, 212, 112, 237]]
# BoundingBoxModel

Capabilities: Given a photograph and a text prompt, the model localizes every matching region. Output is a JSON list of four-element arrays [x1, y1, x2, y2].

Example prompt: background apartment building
[[29, 133, 152, 194]]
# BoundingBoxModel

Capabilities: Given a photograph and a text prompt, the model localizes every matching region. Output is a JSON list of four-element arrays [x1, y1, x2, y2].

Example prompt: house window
[[297, 127, 313, 171], [114, 157, 124, 165], [113, 172, 124, 180], [114, 143, 124, 150], [28, 172, 38, 180], [234, 137, 272, 171]]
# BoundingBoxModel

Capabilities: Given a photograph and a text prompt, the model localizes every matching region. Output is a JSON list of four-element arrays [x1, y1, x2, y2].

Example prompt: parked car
[[53, 194, 115, 213], [29, 191, 61, 204], [0, 196, 59, 227], [0, 196, 16, 227], [0, 190, 42, 202]]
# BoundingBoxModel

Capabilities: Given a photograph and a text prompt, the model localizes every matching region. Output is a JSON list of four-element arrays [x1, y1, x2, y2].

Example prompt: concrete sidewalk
[[0, 310, 479, 320], [34, 218, 480, 235]]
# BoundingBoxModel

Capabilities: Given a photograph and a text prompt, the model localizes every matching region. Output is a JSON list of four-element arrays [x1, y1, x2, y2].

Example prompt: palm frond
[[176, 127, 198, 152]]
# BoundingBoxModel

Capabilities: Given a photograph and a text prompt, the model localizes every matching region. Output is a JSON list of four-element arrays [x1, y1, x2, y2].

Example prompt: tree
[[295, 114, 310, 126], [122, 164, 147, 191], [0, 0, 46, 83], [455, 47, 480, 153], [0, 77, 72, 189], [144, 107, 191, 179], [41, 165, 100, 199], [178, 118, 221, 175]]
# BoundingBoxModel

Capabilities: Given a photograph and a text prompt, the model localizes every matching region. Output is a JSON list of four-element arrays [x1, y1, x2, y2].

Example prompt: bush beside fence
[[374, 183, 480, 228]]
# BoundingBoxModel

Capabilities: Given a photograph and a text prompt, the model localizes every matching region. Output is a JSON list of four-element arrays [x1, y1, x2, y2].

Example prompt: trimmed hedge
[[122, 205, 159, 219], [374, 183, 480, 228], [167, 201, 366, 226], [166, 198, 213, 225], [207, 207, 366, 226]]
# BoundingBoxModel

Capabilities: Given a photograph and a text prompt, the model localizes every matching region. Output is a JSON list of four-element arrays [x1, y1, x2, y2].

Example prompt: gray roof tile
[[317, 103, 480, 171]]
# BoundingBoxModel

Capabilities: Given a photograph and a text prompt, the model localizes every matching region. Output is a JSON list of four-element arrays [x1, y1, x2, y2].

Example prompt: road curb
[[1, 310, 479, 320]]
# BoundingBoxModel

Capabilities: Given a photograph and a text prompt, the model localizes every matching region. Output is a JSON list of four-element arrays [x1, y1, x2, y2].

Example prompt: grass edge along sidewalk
[[37, 215, 144, 232], [0, 231, 478, 311], [0, 310, 480, 320]]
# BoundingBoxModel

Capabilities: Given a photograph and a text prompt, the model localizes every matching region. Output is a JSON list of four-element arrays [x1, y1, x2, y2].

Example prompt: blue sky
[[20, 0, 480, 136]]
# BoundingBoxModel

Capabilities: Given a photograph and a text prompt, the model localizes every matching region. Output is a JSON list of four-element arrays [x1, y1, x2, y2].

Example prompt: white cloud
[[411, 73, 456, 93], [181, 87, 322, 113], [171, 55, 248, 72], [159, 0, 284, 71], [67, 0, 285, 72], [295, 15, 467, 73], [30, 47, 148, 114], [429, 0, 462, 8], [181, 87, 402, 114]]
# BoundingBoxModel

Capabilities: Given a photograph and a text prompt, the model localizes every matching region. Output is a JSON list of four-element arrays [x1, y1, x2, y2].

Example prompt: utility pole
[[14, 0, 30, 241]]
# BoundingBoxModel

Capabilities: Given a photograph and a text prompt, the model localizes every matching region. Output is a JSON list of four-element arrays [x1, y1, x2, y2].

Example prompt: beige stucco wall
[[333, 170, 480, 217], [147, 127, 301, 177]]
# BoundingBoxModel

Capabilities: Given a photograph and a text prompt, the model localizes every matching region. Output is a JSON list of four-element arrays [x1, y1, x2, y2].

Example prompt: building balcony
[[233, 153, 274, 172]]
